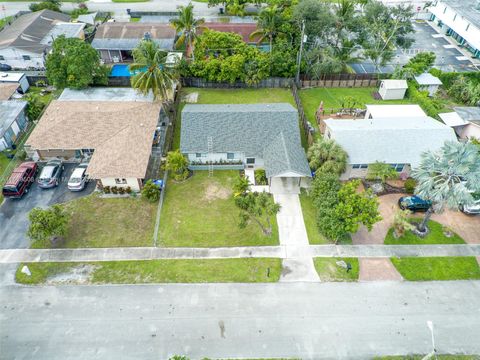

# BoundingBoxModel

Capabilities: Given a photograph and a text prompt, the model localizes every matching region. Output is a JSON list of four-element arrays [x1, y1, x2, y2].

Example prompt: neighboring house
[[365, 104, 426, 119], [0, 72, 29, 93], [323, 116, 458, 179], [0, 83, 20, 100], [378, 80, 408, 100], [198, 23, 267, 50], [91, 23, 176, 63], [428, 0, 480, 58], [25, 88, 161, 191], [76, 12, 97, 26], [414, 73, 443, 96], [0, 10, 85, 70], [180, 103, 311, 194], [439, 107, 480, 140], [0, 100, 28, 151]]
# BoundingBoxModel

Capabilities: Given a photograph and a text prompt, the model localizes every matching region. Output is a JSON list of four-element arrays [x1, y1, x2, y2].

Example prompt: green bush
[[254, 169, 268, 185], [404, 178, 416, 194], [407, 82, 442, 118], [141, 180, 161, 203]]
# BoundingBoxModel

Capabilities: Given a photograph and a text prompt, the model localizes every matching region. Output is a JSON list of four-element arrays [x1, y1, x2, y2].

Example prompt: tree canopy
[[27, 205, 70, 243], [307, 137, 348, 176], [46, 36, 108, 89]]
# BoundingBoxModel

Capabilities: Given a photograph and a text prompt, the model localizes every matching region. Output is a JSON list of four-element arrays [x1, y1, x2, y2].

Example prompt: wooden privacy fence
[[181, 77, 293, 89], [291, 83, 314, 147], [300, 73, 386, 88]]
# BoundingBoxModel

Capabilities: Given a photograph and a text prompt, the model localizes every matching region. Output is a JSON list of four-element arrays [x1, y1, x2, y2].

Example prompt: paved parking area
[[351, 21, 477, 73], [0, 163, 95, 249]]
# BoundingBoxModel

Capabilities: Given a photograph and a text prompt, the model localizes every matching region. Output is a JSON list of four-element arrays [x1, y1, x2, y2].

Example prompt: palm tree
[[129, 40, 176, 101], [412, 141, 480, 232], [170, 3, 205, 59], [307, 137, 348, 176], [249, 6, 283, 53], [227, 0, 246, 17]]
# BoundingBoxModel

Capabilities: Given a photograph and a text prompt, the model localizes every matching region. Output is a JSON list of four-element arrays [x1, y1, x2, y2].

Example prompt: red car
[[2, 162, 38, 199]]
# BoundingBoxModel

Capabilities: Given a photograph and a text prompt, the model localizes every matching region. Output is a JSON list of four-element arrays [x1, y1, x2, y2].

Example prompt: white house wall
[[379, 87, 407, 100], [0, 138, 7, 151], [100, 177, 141, 192], [460, 123, 480, 140], [187, 152, 245, 163], [0, 48, 44, 69]]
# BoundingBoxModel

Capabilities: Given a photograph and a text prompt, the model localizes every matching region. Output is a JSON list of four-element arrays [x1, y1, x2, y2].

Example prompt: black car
[[0, 63, 12, 71], [398, 196, 432, 212], [37, 159, 64, 189]]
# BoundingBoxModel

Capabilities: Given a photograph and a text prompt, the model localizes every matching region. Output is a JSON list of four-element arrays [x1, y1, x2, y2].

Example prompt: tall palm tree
[[307, 137, 348, 176], [170, 3, 205, 59], [412, 141, 480, 232], [129, 40, 176, 101], [249, 5, 283, 53]]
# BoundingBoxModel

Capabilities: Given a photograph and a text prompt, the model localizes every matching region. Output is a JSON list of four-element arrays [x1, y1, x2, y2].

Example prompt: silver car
[[67, 163, 89, 191], [37, 160, 64, 189], [460, 199, 480, 215]]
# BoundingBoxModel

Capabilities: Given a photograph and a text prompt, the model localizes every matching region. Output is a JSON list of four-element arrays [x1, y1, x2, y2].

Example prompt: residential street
[[2, 281, 480, 359]]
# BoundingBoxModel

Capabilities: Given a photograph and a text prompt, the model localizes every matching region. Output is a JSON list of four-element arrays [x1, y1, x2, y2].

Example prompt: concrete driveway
[[352, 193, 480, 245], [0, 163, 95, 249]]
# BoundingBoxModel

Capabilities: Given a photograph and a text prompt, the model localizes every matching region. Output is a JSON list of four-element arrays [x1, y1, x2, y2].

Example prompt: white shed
[[378, 79, 408, 100], [414, 73, 442, 97], [0, 72, 29, 93]]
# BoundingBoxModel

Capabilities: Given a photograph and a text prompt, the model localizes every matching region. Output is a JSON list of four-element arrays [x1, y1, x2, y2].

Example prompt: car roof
[[4, 163, 35, 186], [40, 165, 56, 178], [71, 167, 87, 178]]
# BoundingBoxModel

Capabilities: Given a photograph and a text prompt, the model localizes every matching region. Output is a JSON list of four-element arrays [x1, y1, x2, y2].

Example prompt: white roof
[[0, 72, 26, 83], [77, 13, 97, 25], [166, 52, 183, 65], [380, 79, 408, 89], [366, 104, 426, 118], [439, 112, 468, 127], [324, 117, 458, 168], [414, 73, 443, 86]]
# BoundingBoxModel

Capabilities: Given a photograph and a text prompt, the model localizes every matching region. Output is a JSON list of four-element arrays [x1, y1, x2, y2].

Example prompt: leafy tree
[[250, 6, 284, 53], [360, 2, 414, 71], [366, 161, 398, 183], [27, 205, 70, 243], [269, 38, 297, 77], [307, 137, 348, 176], [170, 3, 205, 59], [447, 75, 480, 106], [412, 141, 480, 232], [293, 0, 336, 42], [334, 180, 382, 234], [394, 52, 436, 79], [235, 192, 281, 236], [227, 0, 246, 16], [46, 36, 108, 89], [130, 40, 177, 101], [141, 180, 161, 203], [30, 0, 61, 12], [24, 93, 45, 120], [392, 209, 415, 238], [164, 150, 189, 181]]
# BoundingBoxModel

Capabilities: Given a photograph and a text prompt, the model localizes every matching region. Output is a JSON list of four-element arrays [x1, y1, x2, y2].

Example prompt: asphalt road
[[0, 163, 95, 249], [1, 281, 480, 359]]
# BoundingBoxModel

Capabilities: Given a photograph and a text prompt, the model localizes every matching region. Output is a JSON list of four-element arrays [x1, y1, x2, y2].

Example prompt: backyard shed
[[0, 100, 28, 151], [378, 79, 408, 100], [414, 73, 443, 97], [0, 72, 29, 93]]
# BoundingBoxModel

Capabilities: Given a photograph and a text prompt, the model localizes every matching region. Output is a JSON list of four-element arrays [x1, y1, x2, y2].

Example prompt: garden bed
[[313, 258, 359, 282], [385, 220, 465, 245]]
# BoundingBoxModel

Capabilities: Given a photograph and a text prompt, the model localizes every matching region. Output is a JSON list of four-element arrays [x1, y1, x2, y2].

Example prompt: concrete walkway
[[273, 194, 319, 282], [1, 244, 480, 263]]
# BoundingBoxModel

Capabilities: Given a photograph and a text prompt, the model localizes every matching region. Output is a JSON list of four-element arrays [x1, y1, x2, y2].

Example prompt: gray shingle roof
[[181, 103, 310, 177], [263, 132, 311, 178], [0, 100, 27, 138], [0, 10, 70, 54]]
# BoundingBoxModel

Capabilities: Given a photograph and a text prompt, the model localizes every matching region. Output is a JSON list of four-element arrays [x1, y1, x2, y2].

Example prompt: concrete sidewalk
[[1, 244, 480, 263]]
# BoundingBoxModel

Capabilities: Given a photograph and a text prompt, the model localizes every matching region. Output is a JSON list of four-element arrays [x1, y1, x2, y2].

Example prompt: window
[[246, 158, 255, 164], [22, 55, 31, 60], [390, 164, 405, 172], [115, 178, 127, 184], [195, 153, 202, 158], [0, 55, 4, 60], [227, 153, 234, 160], [352, 164, 368, 169]]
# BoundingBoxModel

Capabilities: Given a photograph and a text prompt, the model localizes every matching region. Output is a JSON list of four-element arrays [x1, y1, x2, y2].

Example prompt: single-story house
[[378, 79, 408, 100], [0, 84, 20, 100], [76, 12, 97, 26], [25, 88, 161, 191], [91, 23, 176, 63], [0, 10, 85, 70], [323, 116, 458, 180], [0, 100, 28, 151], [414, 73, 443, 97], [180, 103, 311, 194], [365, 104, 426, 119], [439, 107, 480, 140], [0, 72, 29, 93]]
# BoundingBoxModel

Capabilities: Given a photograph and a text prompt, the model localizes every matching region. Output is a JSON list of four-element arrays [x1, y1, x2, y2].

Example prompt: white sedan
[[67, 163, 89, 191]]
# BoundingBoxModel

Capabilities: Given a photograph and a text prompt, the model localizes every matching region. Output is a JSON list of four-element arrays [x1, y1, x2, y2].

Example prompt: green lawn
[[159, 171, 279, 247], [299, 190, 351, 245], [299, 87, 412, 132], [314, 258, 359, 281], [31, 195, 157, 248], [15, 258, 282, 284], [183, 88, 296, 106], [384, 220, 465, 245], [0, 16, 13, 30], [391, 257, 480, 281], [375, 355, 480, 360]]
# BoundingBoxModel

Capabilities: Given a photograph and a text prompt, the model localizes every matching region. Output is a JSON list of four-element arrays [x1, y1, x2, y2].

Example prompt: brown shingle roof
[[199, 23, 260, 43], [26, 100, 161, 179], [94, 22, 176, 40], [0, 84, 19, 100]]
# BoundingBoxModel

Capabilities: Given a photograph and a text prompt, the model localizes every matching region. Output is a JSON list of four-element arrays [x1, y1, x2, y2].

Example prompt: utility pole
[[295, 20, 305, 86]]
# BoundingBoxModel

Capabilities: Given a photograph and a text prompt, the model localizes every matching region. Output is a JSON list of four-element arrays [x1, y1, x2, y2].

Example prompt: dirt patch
[[359, 258, 403, 281], [203, 182, 231, 202], [45, 264, 97, 285]]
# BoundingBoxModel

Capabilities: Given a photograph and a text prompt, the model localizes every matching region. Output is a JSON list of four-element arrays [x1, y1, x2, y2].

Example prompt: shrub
[[125, 186, 132, 194], [111, 186, 118, 194], [366, 162, 398, 183], [118, 187, 125, 194], [254, 169, 268, 185], [141, 180, 161, 203], [103, 186, 111, 194], [392, 209, 415, 238], [164, 150, 189, 181], [404, 178, 416, 194]]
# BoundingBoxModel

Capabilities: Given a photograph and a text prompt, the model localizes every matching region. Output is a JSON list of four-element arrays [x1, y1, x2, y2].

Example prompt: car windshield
[[40, 166, 55, 180], [2, 185, 17, 193]]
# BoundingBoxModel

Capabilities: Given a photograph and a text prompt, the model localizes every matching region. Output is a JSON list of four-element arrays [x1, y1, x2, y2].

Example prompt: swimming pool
[[110, 64, 133, 77]]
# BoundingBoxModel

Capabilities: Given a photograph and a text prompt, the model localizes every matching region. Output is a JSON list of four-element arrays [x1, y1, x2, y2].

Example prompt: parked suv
[[37, 159, 64, 189], [398, 195, 432, 212], [2, 162, 38, 198], [67, 163, 89, 191]]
